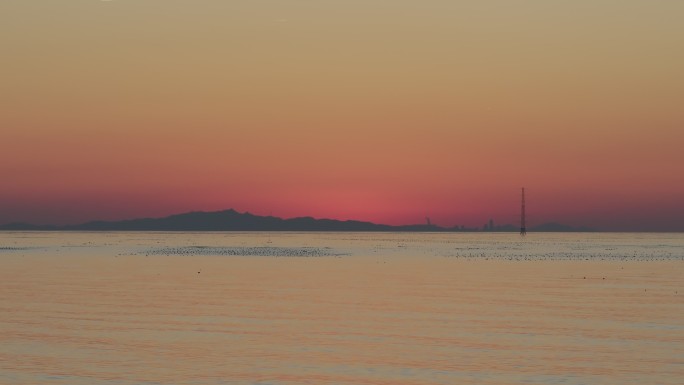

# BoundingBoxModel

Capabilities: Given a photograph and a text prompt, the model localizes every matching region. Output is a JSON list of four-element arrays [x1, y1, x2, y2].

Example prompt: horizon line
[[1, 207, 599, 232]]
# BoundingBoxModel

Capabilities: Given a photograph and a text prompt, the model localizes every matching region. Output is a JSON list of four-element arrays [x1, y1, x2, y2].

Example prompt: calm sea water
[[1, 232, 683, 384]]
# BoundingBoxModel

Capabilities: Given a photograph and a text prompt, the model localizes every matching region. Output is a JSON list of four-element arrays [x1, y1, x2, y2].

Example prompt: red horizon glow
[[2, 186, 683, 231]]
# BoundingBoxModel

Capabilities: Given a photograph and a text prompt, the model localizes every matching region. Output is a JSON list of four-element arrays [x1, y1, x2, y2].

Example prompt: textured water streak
[[1, 232, 683, 384]]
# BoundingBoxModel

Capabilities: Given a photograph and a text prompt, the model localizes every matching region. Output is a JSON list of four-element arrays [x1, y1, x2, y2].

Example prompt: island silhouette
[[0, 209, 593, 232]]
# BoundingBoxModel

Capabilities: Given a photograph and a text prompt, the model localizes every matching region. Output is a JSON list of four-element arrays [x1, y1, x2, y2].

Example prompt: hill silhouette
[[0, 210, 446, 232], [0, 209, 593, 232]]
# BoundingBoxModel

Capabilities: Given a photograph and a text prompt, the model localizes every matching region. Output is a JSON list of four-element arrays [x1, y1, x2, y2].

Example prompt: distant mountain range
[[0, 209, 594, 232]]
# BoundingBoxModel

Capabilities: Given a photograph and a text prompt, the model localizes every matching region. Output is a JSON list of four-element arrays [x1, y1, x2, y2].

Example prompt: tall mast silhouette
[[520, 187, 527, 236]]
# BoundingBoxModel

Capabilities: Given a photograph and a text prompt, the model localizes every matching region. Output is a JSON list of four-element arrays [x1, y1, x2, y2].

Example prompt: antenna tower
[[520, 187, 527, 236]]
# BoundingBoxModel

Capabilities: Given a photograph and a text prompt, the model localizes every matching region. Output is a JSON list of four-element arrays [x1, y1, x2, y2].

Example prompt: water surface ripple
[[1, 232, 682, 384]]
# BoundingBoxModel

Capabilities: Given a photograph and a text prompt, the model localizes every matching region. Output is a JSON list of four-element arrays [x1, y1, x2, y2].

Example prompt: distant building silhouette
[[520, 187, 527, 236]]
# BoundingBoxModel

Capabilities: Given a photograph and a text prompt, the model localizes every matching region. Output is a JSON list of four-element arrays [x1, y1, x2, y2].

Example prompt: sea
[[1, 232, 683, 385]]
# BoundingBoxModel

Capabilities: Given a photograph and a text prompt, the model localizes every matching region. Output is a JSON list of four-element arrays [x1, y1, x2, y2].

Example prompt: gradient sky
[[2, 0, 683, 231]]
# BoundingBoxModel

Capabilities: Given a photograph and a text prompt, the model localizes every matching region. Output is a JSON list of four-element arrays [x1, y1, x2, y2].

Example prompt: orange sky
[[2, 1, 683, 230]]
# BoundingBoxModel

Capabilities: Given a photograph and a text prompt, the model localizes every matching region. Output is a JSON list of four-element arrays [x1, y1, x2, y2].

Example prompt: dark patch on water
[[143, 246, 348, 257], [442, 252, 684, 261], [0, 246, 39, 252]]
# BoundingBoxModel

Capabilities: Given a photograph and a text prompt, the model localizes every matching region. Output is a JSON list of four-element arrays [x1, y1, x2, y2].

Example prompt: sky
[[1, 0, 683, 231]]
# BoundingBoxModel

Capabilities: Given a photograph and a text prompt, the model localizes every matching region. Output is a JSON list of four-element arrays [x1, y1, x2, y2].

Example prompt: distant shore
[[0, 209, 595, 232]]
